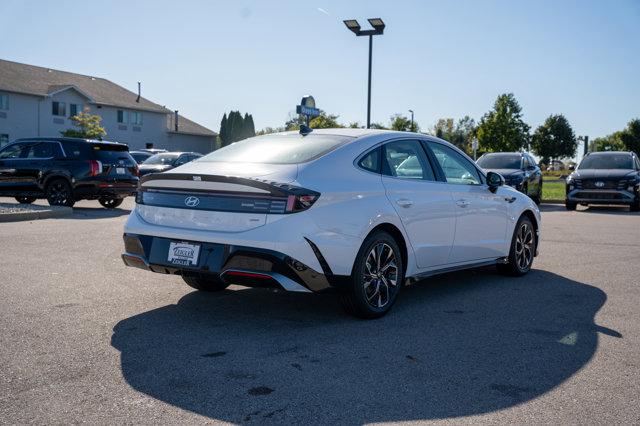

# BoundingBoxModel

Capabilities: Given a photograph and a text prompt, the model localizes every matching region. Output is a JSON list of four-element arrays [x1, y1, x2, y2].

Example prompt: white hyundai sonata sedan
[[122, 129, 540, 318]]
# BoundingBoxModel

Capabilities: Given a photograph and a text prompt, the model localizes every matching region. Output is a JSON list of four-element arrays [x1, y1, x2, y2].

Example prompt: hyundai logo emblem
[[595, 181, 605, 188], [184, 196, 200, 207]]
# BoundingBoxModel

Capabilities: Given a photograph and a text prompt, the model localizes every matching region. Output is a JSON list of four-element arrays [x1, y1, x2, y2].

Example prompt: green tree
[[432, 116, 476, 154], [243, 113, 256, 139], [285, 110, 343, 130], [476, 93, 530, 152], [620, 118, 640, 155], [348, 122, 361, 128], [389, 114, 419, 132], [219, 113, 228, 146], [61, 112, 106, 139], [369, 122, 388, 130], [590, 131, 625, 152], [530, 114, 577, 165]]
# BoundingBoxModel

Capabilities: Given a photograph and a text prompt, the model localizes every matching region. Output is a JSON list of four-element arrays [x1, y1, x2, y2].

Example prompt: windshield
[[579, 154, 633, 170], [199, 133, 353, 164], [143, 153, 179, 165], [477, 154, 522, 169]]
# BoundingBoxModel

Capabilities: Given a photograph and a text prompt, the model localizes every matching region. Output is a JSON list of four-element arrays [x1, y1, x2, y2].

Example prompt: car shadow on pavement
[[64, 207, 131, 220], [111, 269, 618, 424]]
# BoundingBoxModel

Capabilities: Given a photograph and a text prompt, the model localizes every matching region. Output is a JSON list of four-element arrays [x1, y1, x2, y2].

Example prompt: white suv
[[122, 129, 540, 318]]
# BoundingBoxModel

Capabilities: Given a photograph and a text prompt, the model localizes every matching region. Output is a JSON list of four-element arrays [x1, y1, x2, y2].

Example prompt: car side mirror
[[486, 171, 504, 192]]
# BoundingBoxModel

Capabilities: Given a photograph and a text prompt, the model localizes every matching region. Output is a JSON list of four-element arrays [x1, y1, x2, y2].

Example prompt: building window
[[130, 111, 143, 125], [69, 103, 83, 117], [117, 109, 128, 123], [0, 134, 9, 148], [0, 93, 8, 110], [52, 101, 66, 116]]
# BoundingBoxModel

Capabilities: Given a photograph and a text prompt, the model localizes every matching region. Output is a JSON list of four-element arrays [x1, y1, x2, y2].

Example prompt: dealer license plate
[[167, 241, 200, 266]]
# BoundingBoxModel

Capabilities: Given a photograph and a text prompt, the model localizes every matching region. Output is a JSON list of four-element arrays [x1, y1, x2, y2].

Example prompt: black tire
[[15, 196, 37, 204], [340, 231, 404, 319], [532, 183, 542, 205], [98, 197, 124, 209], [630, 197, 640, 212], [565, 200, 577, 211], [46, 179, 75, 207], [498, 215, 537, 277], [182, 274, 230, 292]]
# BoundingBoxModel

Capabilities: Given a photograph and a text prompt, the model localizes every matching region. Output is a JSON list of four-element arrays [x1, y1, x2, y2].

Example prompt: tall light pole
[[408, 109, 414, 132], [344, 18, 385, 129]]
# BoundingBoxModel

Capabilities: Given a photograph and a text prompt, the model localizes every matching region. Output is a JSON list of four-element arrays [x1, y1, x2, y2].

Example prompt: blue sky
[[1, 0, 638, 146]]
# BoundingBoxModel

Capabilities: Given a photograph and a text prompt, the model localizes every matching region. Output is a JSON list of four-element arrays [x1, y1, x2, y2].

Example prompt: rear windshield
[[199, 133, 353, 164], [579, 154, 632, 170], [143, 153, 180, 165], [91, 144, 133, 163], [477, 154, 522, 169]]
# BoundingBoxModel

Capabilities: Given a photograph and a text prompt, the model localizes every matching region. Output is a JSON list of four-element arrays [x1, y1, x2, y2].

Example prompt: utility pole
[[408, 109, 414, 132]]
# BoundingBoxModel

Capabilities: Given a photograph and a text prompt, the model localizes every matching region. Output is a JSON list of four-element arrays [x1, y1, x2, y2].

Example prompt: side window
[[24, 142, 55, 159], [382, 140, 435, 180], [62, 141, 83, 158], [0, 143, 27, 159], [428, 142, 482, 185], [357, 147, 381, 173]]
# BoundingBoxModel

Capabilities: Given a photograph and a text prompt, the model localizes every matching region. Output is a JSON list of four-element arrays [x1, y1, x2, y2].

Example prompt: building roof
[[167, 113, 217, 137], [0, 58, 217, 137], [0, 59, 170, 113]]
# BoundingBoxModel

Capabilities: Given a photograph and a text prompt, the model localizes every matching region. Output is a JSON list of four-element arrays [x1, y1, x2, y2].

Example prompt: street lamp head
[[367, 18, 385, 33], [408, 109, 414, 114], [343, 19, 361, 35]]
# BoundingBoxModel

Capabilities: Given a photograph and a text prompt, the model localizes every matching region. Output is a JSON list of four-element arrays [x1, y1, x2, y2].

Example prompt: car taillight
[[285, 193, 319, 213], [88, 160, 103, 176], [133, 164, 139, 176]]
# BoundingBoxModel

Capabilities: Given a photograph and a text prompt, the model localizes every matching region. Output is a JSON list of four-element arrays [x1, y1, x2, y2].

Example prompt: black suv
[[565, 151, 640, 211], [477, 152, 543, 204], [0, 137, 138, 208]]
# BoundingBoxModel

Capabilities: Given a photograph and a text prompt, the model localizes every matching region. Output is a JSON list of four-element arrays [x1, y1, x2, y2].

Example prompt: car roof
[[482, 152, 526, 156], [586, 151, 633, 156], [14, 137, 125, 146]]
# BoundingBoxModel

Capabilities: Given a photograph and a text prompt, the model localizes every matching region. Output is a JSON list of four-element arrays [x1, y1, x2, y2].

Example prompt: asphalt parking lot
[[1, 197, 639, 424]]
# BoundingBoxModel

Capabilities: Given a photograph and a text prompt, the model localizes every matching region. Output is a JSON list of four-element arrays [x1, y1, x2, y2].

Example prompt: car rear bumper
[[566, 188, 637, 205], [121, 233, 349, 293], [74, 179, 138, 199]]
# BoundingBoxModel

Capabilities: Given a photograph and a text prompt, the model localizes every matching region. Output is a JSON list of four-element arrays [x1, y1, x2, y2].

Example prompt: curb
[[0, 206, 73, 223]]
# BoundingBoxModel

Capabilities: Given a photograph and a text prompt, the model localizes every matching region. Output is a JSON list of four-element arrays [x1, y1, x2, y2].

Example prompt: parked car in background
[[129, 150, 154, 164], [477, 152, 542, 204], [122, 129, 540, 318], [139, 148, 168, 154], [0, 137, 138, 208], [565, 151, 640, 211], [138, 152, 202, 176]]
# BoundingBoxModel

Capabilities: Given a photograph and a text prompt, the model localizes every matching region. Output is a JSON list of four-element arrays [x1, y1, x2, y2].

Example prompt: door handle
[[504, 196, 516, 203], [456, 199, 470, 208], [396, 199, 413, 208]]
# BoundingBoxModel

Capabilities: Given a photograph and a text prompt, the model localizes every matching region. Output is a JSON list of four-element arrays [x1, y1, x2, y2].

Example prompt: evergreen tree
[[244, 113, 256, 139], [219, 113, 228, 146]]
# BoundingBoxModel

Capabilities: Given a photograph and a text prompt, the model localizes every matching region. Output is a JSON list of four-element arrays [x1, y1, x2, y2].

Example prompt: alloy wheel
[[48, 182, 70, 206], [515, 222, 534, 270], [363, 243, 398, 308]]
